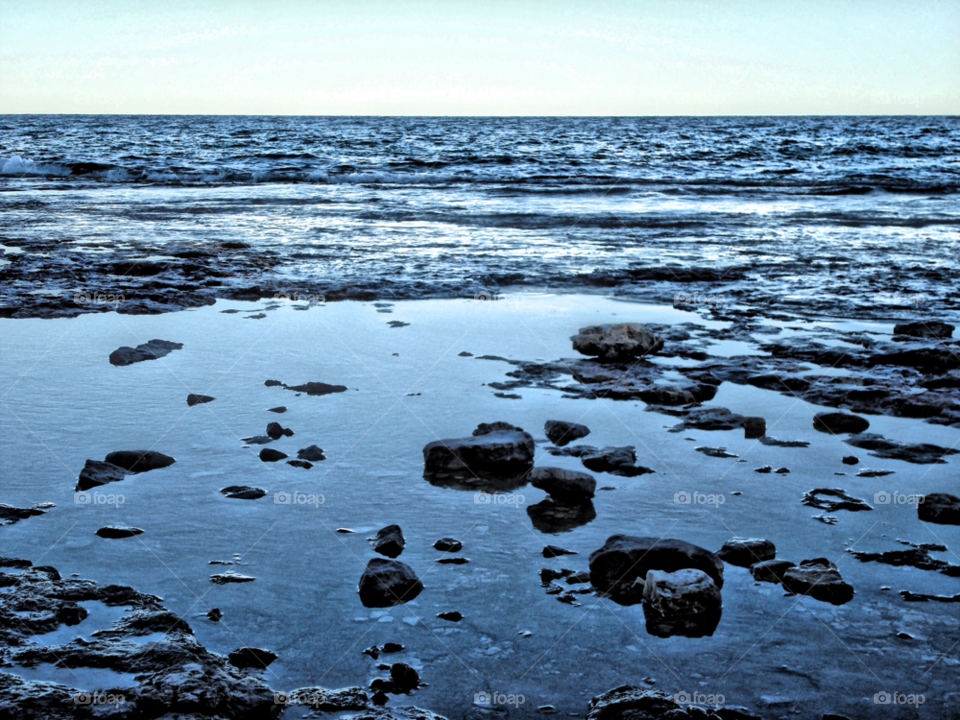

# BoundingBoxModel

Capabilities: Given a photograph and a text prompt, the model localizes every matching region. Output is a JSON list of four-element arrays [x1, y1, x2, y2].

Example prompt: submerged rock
[[109, 339, 183, 366], [220, 486, 266, 500], [227, 647, 277, 669], [527, 498, 596, 534], [371, 525, 406, 558], [751, 559, 796, 583], [528, 467, 596, 501], [285, 381, 348, 396], [579, 446, 654, 477], [543, 545, 577, 558], [76, 459, 129, 490], [642, 568, 722, 618], [813, 412, 870, 434], [95, 526, 143, 539], [844, 433, 959, 464], [717, 538, 776, 567], [358, 559, 423, 607], [422, 422, 534, 478], [918, 493, 960, 525], [544, 419, 591, 446], [782, 559, 854, 605], [571, 323, 664, 360], [104, 450, 176, 473], [893, 320, 954, 339]]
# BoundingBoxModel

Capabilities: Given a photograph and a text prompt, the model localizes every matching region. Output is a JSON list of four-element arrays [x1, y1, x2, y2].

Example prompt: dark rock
[[580, 446, 653, 476], [755, 465, 773, 473], [207, 608, 222, 621], [717, 538, 776, 567], [672, 406, 746, 431], [389, 663, 419, 693], [544, 420, 591, 446], [266, 421, 294, 439], [358, 558, 423, 607], [774, 467, 790, 474], [0, 503, 52, 525], [637, 385, 696, 406], [528, 467, 596, 501], [387, 320, 409, 328], [382, 642, 403, 653], [759, 436, 809, 448], [267, 406, 287, 413], [527, 498, 596, 534], [642, 568, 722, 617], [241, 435, 273, 445], [423, 423, 534, 478], [813, 412, 870, 434], [589, 535, 724, 604], [187, 393, 216, 406], [220, 485, 266, 499], [803, 488, 872, 512], [76, 459, 129, 490], [434, 538, 462, 552], [842, 455, 859, 465], [751, 559, 796, 583], [696, 446, 738, 458], [265, 379, 283, 387], [436, 557, 469, 564], [104, 450, 176, 473], [541, 568, 574, 582], [363, 645, 381, 659], [287, 460, 313, 469], [210, 571, 255, 584], [586, 686, 681, 720], [437, 611, 462, 622], [458, 351, 473, 357], [856, 468, 894, 477], [109, 339, 183, 366], [918, 493, 960, 525], [893, 320, 954, 339], [543, 545, 577, 558], [743, 417, 766, 439], [371, 524, 406, 558], [571, 323, 664, 360], [285, 381, 348, 395], [95, 526, 143, 539], [371, 689, 389, 705], [747, 373, 810, 393], [844, 433, 959, 464], [227, 647, 278, 669], [297, 445, 326, 461], [867, 347, 960, 373], [782, 559, 854, 605], [259, 448, 288, 462]]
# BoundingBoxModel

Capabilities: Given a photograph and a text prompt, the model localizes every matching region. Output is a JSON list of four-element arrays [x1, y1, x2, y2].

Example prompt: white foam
[[0, 155, 69, 177]]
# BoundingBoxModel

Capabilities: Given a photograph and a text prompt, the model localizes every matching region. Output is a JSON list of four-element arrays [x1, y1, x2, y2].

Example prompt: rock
[[109, 339, 183, 366], [717, 538, 776, 567], [844, 433, 959, 464], [813, 412, 870, 434], [637, 385, 696, 406], [586, 686, 680, 720], [743, 416, 766, 439], [527, 498, 597, 534], [267, 406, 287, 413], [528, 467, 596, 501], [437, 611, 462, 622], [187, 393, 216, 406], [76, 459, 129, 490], [544, 420, 591, 446], [228, 647, 278, 669], [287, 460, 312, 469], [856, 468, 894, 477], [781, 559, 854, 605], [266, 421, 294, 439], [842, 455, 859, 465], [803, 488, 872, 512], [434, 538, 462, 552], [358, 559, 423, 607], [774, 467, 790, 474], [422, 423, 534, 477], [207, 608, 222, 621], [95, 526, 143, 539], [696, 446, 738, 458], [265, 379, 283, 387], [389, 663, 419, 693], [387, 320, 409, 328], [747, 373, 811, 393], [566, 572, 591, 585], [241, 435, 273, 445], [382, 642, 403, 653], [210, 571, 256, 584], [671, 406, 746, 431], [285, 381, 348, 395], [580, 446, 653, 476], [754, 465, 773, 473], [893, 320, 954, 339], [918, 493, 960, 525], [642, 568, 722, 618], [220, 485, 266, 499], [571, 323, 664, 360], [371, 525, 406, 558], [0, 503, 52, 525], [259, 448, 288, 462], [104, 450, 176, 473], [589, 535, 724, 603], [297, 445, 326, 461], [750, 559, 796, 583], [543, 545, 577, 558]]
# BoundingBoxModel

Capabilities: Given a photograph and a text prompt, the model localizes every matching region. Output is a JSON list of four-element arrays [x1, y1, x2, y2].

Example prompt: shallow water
[[1, 294, 958, 717]]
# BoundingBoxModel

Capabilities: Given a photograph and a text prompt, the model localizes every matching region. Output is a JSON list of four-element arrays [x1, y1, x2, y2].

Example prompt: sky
[[1, 0, 958, 115]]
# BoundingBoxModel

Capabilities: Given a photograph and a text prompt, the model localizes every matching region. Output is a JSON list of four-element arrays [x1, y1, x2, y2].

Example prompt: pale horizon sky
[[1, 0, 958, 116]]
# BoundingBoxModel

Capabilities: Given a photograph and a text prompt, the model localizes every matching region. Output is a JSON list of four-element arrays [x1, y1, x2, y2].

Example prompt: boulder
[[750, 559, 796, 583], [571, 323, 664, 360], [187, 393, 216, 406], [434, 538, 462, 552], [918, 493, 960, 525], [259, 448, 288, 462], [580, 446, 653, 477], [109, 339, 183, 366], [813, 412, 870, 434], [893, 320, 954, 339], [589, 535, 724, 602], [266, 422, 293, 439], [423, 423, 534, 477], [717, 538, 776, 567], [371, 524, 405, 558], [781, 559, 854, 605], [95, 526, 143, 539], [76, 459, 129, 490], [528, 467, 596, 501], [227, 647, 277, 669], [544, 420, 590, 446], [358, 559, 423, 607], [389, 662, 420, 693], [642, 568, 722, 618], [297, 445, 326, 461], [104, 450, 176, 473], [743, 417, 766, 439]]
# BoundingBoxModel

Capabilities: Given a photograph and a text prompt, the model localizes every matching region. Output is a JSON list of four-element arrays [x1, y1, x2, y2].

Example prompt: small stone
[[370, 524, 405, 558], [842, 456, 859, 465], [743, 417, 766, 439], [207, 608, 222, 621], [543, 545, 577, 558], [187, 393, 216, 406], [227, 647, 277, 669], [266, 421, 294, 439], [95, 526, 143, 539], [434, 538, 462, 552], [259, 448, 288, 462], [297, 445, 326, 461], [389, 663, 419, 693], [437, 611, 463, 622]]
